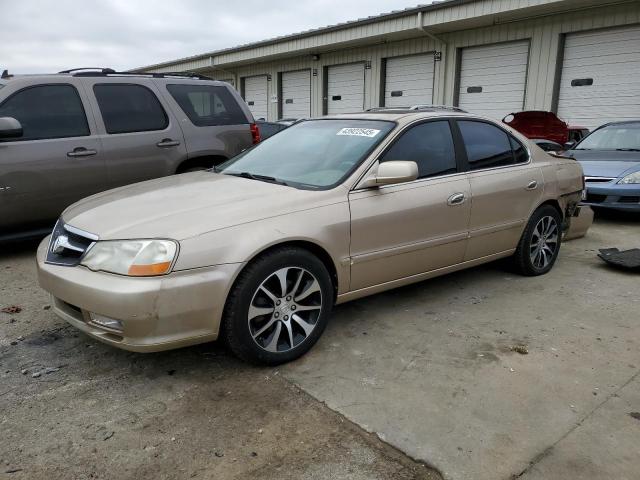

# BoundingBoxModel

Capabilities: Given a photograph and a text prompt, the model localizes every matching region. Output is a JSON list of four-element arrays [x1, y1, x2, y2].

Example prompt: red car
[[502, 111, 589, 146]]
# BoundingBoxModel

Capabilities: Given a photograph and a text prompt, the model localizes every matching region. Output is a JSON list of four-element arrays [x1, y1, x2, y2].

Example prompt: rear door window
[[380, 121, 457, 179], [458, 120, 520, 170], [93, 84, 168, 134], [167, 84, 248, 126], [0, 84, 89, 141]]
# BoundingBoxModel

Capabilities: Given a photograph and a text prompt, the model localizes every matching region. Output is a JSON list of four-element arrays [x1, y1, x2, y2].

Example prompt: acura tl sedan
[[565, 121, 640, 211], [37, 110, 584, 364]]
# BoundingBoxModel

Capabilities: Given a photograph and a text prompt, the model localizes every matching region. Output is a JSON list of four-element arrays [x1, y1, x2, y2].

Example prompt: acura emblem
[[51, 235, 70, 254]]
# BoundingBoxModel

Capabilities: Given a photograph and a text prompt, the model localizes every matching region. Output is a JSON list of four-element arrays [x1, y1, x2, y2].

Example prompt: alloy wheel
[[529, 215, 559, 269], [248, 267, 323, 353]]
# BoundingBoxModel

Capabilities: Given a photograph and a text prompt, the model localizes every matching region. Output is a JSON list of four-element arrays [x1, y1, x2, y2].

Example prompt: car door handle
[[447, 193, 466, 206], [156, 138, 181, 148], [526, 180, 538, 190], [67, 147, 97, 158]]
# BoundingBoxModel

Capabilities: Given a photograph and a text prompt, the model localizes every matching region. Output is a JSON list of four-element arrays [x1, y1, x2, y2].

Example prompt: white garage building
[[135, 0, 640, 130]]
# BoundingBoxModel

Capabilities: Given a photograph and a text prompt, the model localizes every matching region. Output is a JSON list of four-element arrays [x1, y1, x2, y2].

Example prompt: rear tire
[[222, 247, 334, 365], [513, 205, 563, 276]]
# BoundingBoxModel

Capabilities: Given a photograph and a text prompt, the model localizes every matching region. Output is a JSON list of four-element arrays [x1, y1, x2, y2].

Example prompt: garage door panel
[[384, 54, 434, 107], [458, 41, 529, 119], [563, 42, 640, 60], [461, 43, 529, 59], [327, 63, 365, 115], [243, 76, 268, 120], [460, 56, 528, 70], [558, 25, 640, 130], [460, 73, 529, 87], [281, 70, 311, 118]]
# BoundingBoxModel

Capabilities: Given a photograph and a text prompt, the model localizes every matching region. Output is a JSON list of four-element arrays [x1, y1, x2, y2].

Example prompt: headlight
[[618, 171, 640, 184], [81, 239, 178, 276]]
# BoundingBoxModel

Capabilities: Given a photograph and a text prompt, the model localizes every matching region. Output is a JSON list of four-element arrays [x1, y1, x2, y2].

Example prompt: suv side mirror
[[361, 161, 419, 188], [563, 140, 577, 151], [0, 117, 23, 139]]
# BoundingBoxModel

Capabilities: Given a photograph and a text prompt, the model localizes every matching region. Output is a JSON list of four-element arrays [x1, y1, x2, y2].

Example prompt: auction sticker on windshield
[[336, 128, 380, 137]]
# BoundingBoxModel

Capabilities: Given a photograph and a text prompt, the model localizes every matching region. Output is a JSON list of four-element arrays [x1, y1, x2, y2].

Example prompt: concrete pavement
[[283, 213, 640, 479]]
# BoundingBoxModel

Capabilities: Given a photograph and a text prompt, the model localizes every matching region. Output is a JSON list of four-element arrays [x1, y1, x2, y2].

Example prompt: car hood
[[565, 150, 640, 178], [62, 172, 341, 240]]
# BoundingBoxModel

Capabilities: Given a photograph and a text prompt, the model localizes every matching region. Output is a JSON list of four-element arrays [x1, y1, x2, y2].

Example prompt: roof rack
[[59, 67, 117, 74], [410, 104, 467, 113], [58, 68, 213, 80], [366, 105, 467, 113]]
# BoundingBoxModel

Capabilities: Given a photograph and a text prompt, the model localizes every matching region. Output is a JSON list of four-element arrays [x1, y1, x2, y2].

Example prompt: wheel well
[[176, 155, 228, 173], [246, 241, 339, 299], [537, 199, 563, 218]]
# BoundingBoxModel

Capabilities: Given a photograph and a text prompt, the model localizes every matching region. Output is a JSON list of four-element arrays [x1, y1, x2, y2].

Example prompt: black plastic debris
[[598, 248, 640, 271]]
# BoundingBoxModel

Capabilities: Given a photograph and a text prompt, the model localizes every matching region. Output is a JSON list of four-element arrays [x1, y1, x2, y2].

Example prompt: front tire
[[513, 205, 563, 276], [222, 247, 334, 365]]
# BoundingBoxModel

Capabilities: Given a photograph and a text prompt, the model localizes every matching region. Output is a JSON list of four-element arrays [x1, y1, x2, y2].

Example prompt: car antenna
[[1, 69, 10, 79]]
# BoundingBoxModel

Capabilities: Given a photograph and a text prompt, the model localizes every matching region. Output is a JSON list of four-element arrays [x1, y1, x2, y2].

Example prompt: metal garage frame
[[551, 22, 640, 115], [322, 61, 366, 115], [379, 51, 436, 107], [453, 38, 532, 114], [277, 68, 312, 120]]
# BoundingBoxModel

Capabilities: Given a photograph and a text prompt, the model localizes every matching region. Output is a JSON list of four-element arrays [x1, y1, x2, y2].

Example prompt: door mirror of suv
[[0, 117, 23, 139], [362, 161, 419, 188], [563, 140, 577, 151]]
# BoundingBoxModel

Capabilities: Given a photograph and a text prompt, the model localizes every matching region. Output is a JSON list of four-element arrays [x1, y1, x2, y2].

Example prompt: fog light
[[89, 313, 123, 332]]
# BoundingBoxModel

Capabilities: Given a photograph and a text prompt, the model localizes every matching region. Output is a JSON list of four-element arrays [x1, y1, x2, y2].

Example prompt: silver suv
[[0, 68, 258, 241]]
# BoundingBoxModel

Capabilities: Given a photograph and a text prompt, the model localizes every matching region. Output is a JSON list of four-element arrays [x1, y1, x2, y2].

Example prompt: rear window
[[459, 120, 522, 170], [94, 83, 168, 134], [167, 84, 248, 126]]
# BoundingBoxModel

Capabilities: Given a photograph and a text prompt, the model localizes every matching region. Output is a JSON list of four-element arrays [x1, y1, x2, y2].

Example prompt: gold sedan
[[37, 110, 584, 364]]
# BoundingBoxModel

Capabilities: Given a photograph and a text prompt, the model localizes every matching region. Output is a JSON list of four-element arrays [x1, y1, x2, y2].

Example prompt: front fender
[[173, 200, 351, 293]]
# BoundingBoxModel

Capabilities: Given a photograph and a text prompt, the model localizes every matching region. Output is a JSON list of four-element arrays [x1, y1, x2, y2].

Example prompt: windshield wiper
[[616, 148, 640, 152], [225, 171, 289, 186]]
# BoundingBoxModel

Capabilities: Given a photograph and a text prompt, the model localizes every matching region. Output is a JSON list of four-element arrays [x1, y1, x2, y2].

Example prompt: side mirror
[[361, 160, 418, 188], [563, 140, 576, 151], [0, 117, 23, 139]]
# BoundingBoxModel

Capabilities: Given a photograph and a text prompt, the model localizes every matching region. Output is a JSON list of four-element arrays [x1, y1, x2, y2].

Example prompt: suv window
[[0, 84, 89, 141], [458, 120, 525, 170], [167, 84, 247, 126], [381, 121, 457, 178], [94, 84, 168, 134]]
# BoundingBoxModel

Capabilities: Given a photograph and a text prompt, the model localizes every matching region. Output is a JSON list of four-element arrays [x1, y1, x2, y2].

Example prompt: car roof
[[318, 110, 484, 123], [0, 70, 224, 84]]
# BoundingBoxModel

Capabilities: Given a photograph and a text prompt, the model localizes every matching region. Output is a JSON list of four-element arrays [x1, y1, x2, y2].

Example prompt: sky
[[0, 0, 428, 74]]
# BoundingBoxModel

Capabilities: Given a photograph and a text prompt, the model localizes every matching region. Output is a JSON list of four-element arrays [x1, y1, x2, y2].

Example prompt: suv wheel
[[222, 247, 333, 365], [513, 205, 562, 276]]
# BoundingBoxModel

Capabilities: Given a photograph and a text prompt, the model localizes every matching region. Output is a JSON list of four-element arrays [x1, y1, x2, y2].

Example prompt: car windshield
[[218, 119, 395, 189], [576, 123, 640, 151]]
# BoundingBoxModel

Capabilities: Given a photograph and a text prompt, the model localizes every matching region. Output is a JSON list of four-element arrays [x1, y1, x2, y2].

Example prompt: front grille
[[585, 193, 607, 203], [45, 220, 98, 266], [619, 196, 640, 204]]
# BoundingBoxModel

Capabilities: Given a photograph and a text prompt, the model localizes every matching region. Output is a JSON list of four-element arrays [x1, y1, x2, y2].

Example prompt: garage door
[[384, 54, 434, 107], [243, 75, 268, 120], [458, 41, 529, 120], [557, 25, 640, 131], [281, 70, 311, 119], [327, 63, 365, 114]]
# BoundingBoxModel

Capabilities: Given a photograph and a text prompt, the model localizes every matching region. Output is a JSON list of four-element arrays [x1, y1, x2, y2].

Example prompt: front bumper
[[36, 237, 242, 352], [582, 182, 640, 211]]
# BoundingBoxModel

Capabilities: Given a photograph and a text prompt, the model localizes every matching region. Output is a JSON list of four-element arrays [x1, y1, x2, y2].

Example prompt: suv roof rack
[[58, 68, 213, 81], [366, 105, 467, 113], [59, 67, 117, 74]]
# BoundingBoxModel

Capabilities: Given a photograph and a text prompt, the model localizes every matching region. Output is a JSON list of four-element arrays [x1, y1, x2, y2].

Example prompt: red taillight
[[250, 123, 261, 144]]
